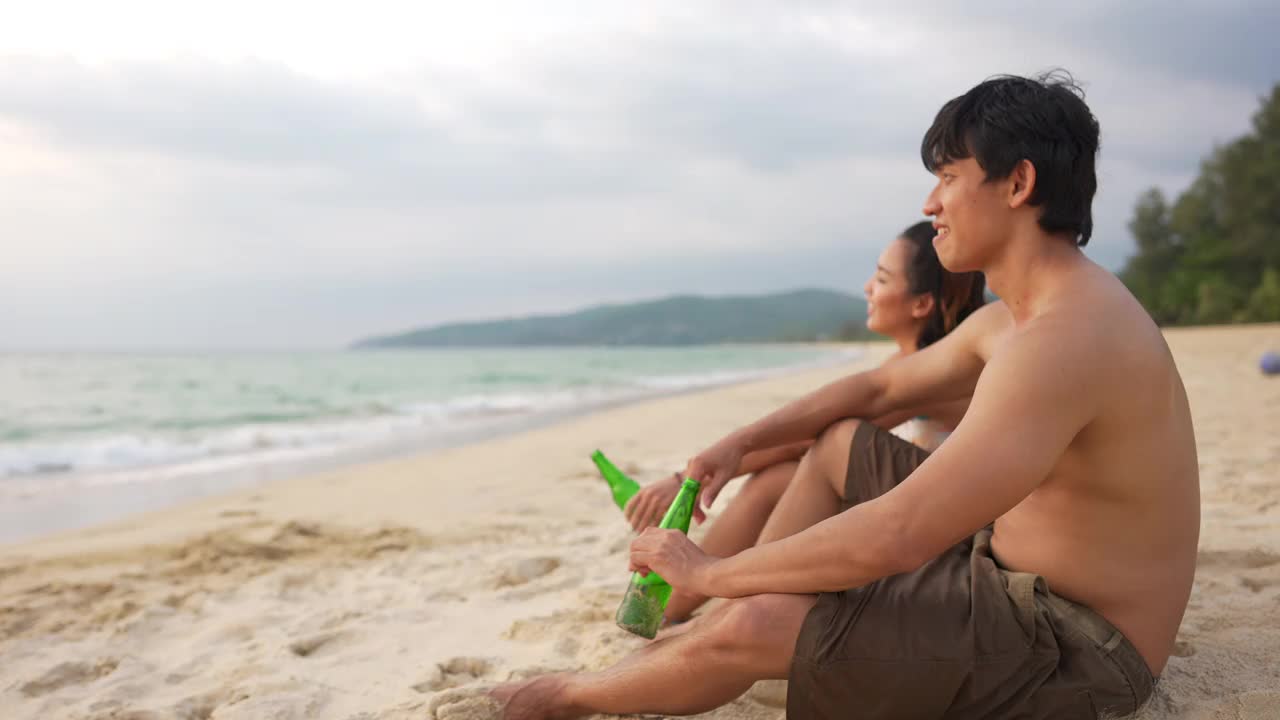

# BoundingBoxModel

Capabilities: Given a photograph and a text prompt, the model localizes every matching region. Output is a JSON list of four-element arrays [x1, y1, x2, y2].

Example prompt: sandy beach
[[1, 325, 1278, 720]]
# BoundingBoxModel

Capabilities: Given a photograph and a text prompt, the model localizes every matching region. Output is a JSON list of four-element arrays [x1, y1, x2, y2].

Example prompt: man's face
[[922, 157, 1010, 273]]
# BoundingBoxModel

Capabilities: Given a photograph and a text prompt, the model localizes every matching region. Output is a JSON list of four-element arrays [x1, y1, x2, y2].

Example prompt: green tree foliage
[[1245, 268, 1280, 322], [1119, 84, 1280, 324]]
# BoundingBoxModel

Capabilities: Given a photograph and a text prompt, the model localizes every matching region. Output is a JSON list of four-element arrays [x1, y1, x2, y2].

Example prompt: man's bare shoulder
[[967, 300, 1015, 330], [1042, 266, 1167, 357], [1012, 266, 1176, 399], [956, 301, 1014, 360]]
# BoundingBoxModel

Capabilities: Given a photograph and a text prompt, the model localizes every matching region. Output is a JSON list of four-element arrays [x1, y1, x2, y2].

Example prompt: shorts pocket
[[974, 550, 1043, 654], [1078, 689, 1099, 719], [1003, 570, 1041, 642]]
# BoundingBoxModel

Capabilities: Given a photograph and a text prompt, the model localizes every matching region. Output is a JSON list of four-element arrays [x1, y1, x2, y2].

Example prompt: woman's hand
[[624, 470, 710, 531], [684, 435, 747, 513], [625, 472, 679, 531]]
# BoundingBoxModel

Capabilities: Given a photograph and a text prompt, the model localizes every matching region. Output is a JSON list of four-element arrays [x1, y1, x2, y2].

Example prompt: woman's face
[[863, 237, 931, 339]]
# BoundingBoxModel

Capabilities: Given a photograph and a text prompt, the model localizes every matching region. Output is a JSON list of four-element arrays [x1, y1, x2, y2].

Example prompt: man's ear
[[1008, 159, 1037, 209], [911, 293, 935, 320]]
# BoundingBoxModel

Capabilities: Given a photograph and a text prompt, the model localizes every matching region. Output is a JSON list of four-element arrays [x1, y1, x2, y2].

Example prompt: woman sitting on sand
[[623, 220, 987, 623]]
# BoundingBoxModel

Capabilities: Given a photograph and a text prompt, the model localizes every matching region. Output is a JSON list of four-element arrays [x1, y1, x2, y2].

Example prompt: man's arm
[[635, 323, 1098, 596]]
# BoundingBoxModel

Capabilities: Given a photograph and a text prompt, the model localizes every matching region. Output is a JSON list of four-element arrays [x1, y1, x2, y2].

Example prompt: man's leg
[[462, 593, 817, 720], [664, 460, 798, 622], [757, 418, 859, 545]]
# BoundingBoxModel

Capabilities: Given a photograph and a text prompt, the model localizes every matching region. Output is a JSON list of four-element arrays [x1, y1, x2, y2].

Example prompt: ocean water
[[0, 346, 856, 539]]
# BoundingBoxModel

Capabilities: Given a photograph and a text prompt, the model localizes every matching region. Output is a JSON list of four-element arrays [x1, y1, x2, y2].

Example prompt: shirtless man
[[438, 72, 1199, 720]]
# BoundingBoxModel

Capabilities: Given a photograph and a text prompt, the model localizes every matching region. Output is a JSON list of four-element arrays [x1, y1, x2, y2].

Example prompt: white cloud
[[0, 2, 1273, 348]]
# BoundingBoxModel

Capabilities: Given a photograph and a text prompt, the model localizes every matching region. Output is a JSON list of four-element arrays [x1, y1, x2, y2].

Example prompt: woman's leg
[[756, 419, 859, 545]]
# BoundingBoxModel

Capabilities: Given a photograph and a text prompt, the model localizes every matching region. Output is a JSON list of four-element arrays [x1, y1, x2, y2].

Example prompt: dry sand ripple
[[1, 328, 1278, 719]]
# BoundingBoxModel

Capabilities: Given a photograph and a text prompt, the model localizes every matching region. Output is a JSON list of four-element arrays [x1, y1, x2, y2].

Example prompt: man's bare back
[[970, 261, 1199, 676]]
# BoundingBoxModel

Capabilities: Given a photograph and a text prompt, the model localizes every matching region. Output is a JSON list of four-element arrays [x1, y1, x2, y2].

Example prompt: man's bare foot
[[492, 675, 577, 720]]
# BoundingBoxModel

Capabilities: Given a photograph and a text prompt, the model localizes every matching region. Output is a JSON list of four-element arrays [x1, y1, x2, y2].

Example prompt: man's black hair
[[921, 70, 1100, 246]]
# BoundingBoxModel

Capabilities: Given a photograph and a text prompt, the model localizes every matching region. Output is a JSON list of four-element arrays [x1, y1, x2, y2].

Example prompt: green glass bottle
[[615, 478, 701, 639], [591, 449, 642, 511]]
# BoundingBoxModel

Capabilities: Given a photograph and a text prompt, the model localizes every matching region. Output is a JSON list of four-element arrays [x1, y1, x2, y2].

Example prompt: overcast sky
[[1, 1, 1275, 350]]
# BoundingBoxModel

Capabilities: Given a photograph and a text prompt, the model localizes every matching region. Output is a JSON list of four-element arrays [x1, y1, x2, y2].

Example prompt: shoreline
[[0, 343, 887, 557], [0, 343, 870, 547]]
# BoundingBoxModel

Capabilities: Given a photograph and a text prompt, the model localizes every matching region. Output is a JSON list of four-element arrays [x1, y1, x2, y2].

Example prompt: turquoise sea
[[0, 346, 856, 540]]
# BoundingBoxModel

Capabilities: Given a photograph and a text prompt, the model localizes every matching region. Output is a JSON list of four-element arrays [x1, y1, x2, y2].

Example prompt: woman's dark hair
[[920, 70, 1100, 246], [898, 221, 987, 348]]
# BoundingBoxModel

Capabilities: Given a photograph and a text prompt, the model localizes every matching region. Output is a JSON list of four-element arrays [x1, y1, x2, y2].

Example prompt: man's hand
[[624, 473, 707, 531], [629, 528, 719, 597], [685, 436, 747, 512]]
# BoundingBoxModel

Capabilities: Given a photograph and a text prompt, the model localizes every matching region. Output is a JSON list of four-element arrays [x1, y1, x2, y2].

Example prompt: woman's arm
[[734, 440, 813, 477]]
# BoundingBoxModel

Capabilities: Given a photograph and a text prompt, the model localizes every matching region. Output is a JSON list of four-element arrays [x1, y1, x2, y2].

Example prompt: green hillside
[[352, 289, 868, 348]]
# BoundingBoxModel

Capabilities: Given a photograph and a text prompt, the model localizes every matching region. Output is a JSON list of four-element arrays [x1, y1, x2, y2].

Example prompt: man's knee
[[715, 596, 773, 644], [704, 595, 798, 651], [700, 595, 812, 673]]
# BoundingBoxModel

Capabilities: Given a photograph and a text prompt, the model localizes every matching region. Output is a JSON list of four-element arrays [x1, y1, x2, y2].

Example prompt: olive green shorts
[[788, 422, 1156, 719]]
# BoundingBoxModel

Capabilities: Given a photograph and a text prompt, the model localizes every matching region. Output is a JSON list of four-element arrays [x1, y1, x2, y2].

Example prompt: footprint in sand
[[413, 657, 495, 693], [1197, 548, 1280, 569], [289, 630, 351, 658], [276, 571, 320, 598], [499, 575, 584, 603], [19, 658, 119, 697], [553, 635, 580, 658], [748, 679, 789, 709], [0, 563, 23, 582], [170, 691, 223, 719], [87, 711, 165, 720], [503, 606, 614, 643], [1240, 575, 1279, 593], [492, 557, 561, 589]]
